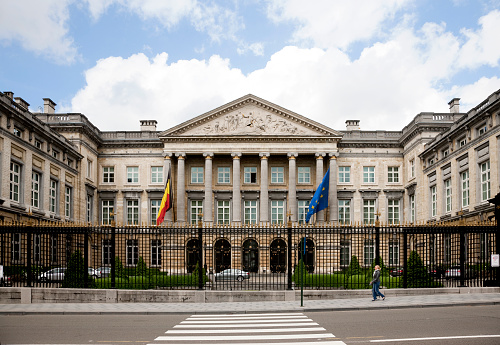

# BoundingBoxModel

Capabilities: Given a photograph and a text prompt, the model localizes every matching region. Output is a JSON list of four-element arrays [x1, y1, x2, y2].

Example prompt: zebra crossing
[[150, 312, 346, 345]]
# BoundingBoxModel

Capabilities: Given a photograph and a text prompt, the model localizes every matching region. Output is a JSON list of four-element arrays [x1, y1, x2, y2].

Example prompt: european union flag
[[305, 168, 330, 223]]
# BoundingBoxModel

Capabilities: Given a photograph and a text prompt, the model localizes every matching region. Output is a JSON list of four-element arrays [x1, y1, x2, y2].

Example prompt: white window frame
[[127, 166, 139, 184], [151, 166, 163, 184], [31, 171, 41, 208], [297, 167, 311, 184], [86, 194, 93, 223], [410, 159, 415, 179], [244, 200, 258, 225], [363, 166, 375, 184], [87, 159, 93, 178], [217, 200, 231, 224], [339, 166, 351, 183], [480, 161, 490, 202], [271, 167, 284, 184], [298, 200, 310, 224], [389, 240, 399, 266], [410, 194, 415, 223], [190, 200, 203, 224], [430, 185, 437, 218], [65, 185, 72, 219], [191, 167, 204, 184], [126, 199, 139, 225], [363, 199, 375, 225], [102, 200, 114, 225], [126, 239, 139, 266], [244, 167, 257, 184], [338, 199, 351, 225], [49, 179, 58, 214], [444, 178, 452, 213], [364, 239, 375, 266], [103, 166, 115, 183], [388, 199, 400, 225], [461, 170, 469, 208], [151, 239, 162, 267], [388, 166, 399, 183], [477, 123, 487, 136], [271, 200, 285, 224], [340, 240, 351, 267], [150, 199, 161, 225], [217, 167, 231, 184], [10, 162, 21, 202]]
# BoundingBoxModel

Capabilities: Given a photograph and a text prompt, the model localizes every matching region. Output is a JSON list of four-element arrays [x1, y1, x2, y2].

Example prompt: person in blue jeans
[[370, 265, 385, 301]]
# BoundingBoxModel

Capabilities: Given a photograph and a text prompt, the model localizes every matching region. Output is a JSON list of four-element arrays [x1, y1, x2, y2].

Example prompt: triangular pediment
[[160, 95, 342, 137]]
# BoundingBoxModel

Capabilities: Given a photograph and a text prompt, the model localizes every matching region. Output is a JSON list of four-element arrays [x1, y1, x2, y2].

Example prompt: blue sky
[[1, 0, 500, 132]]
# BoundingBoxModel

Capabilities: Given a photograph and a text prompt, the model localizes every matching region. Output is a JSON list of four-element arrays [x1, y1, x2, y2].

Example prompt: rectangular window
[[388, 167, 399, 183], [363, 166, 375, 183], [31, 171, 40, 208], [459, 138, 467, 147], [297, 167, 311, 184], [151, 239, 162, 267], [65, 186, 72, 219], [363, 200, 375, 225], [445, 179, 452, 213], [217, 167, 231, 184], [10, 162, 21, 202], [297, 200, 310, 224], [244, 200, 257, 225], [127, 199, 139, 225], [442, 149, 449, 158], [338, 200, 351, 225], [12, 233, 21, 262], [49, 179, 58, 213], [339, 166, 351, 183], [428, 158, 435, 166], [52, 150, 59, 159], [103, 167, 115, 183], [87, 195, 93, 223], [271, 167, 284, 184], [35, 139, 42, 149], [478, 123, 487, 136], [87, 160, 93, 178], [244, 167, 257, 184], [33, 234, 41, 263], [126, 239, 139, 266], [102, 239, 112, 265], [388, 200, 400, 225], [364, 239, 375, 266], [151, 199, 161, 225], [217, 200, 230, 224], [480, 233, 489, 260], [461, 170, 469, 208], [190, 200, 203, 224], [481, 161, 490, 201], [13, 127, 22, 137], [389, 240, 399, 266], [151, 166, 163, 184], [431, 185, 437, 218], [340, 240, 351, 267], [191, 167, 204, 184], [410, 195, 415, 223], [271, 200, 285, 224], [410, 159, 415, 178], [102, 200, 114, 225], [127, 167, 139, 183]]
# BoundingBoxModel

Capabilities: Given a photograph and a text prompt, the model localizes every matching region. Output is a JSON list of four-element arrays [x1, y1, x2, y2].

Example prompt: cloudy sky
[[1, 0, 500, 132]]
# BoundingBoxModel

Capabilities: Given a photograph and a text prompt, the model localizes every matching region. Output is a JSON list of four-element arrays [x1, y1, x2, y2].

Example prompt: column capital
[[163, 151, 173, 158], [203, 152, 214, 159], [231, 152, 242, 159], [287, 152, 298, 159], [329, 152, 339, 159], [315, 152, 326, 158], [259, 152, 270, 159], [175, 152, 186, 158]]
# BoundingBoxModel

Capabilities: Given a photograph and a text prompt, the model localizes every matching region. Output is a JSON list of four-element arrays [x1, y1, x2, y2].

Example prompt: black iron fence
[[0, 221, 498, 290]]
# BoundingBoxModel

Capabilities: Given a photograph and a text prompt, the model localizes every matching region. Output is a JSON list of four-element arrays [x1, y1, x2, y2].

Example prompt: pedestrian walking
[[370, 265, 385, 301]]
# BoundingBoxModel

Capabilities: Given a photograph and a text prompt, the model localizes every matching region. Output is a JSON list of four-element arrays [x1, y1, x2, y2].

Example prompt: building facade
[[1, 90, 499, 227]]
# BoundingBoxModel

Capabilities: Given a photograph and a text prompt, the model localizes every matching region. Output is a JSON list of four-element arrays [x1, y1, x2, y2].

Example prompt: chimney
[[43, 98, 57, 114], [345, 120, 360, 131], [448, 98, 460, 113], [140, 120, 157, 131], [4, 91, 14, 99], [14, 97, 30, 111]]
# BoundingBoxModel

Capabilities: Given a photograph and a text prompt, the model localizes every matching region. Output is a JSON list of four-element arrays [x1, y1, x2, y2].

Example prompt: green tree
[[62, 250, 95, 288], [114, 256, 127, 279], [136, 256, 147, 276], [346, 255, 361, 276], [407, 250, 431, 288]]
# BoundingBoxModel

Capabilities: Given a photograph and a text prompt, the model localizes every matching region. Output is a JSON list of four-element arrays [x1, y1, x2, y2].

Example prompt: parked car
[[96, 267, 111, 278], [214, 269, 250, 282], [444, 265, 477, 280], [390, 267, 404, 277], [88, 268, 99, 279], [428, 266, 446, 278], [39, 267, 66, 282]]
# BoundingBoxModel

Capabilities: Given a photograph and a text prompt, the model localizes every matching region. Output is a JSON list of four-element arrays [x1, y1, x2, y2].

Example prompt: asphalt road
[[0, 305, 499, 344]]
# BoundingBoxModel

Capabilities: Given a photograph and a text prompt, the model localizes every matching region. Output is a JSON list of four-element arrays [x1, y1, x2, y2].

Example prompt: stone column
[[203, 152, 214, 223], [175, 153, 186, 223], [259, 153, 270, 223], [232, 153, 242, 223], [329, 152, 338, 222], [163, 152, 173, 223], [287, 152, 298, 222], [315, 153, 326, 223]]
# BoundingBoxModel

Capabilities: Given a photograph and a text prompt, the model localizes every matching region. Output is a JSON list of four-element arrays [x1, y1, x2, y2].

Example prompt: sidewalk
[[1, 292, 499, 314]]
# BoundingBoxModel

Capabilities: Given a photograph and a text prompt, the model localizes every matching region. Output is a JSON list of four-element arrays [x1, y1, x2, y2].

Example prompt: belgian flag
[[156, 166, 173, 225]]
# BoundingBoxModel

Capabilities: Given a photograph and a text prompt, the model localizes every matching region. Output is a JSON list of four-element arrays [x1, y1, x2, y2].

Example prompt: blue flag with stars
[[305, 168, 330, 223]]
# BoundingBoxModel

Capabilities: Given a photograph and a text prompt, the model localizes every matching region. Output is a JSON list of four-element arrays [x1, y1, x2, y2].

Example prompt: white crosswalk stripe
[[149, 312, 346, 345]]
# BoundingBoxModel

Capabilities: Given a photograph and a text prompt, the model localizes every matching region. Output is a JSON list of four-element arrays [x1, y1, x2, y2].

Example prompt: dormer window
[[478, 123, 487, 136], [458, 137, 467, 148], [35, 139, 42, 149], [13, 127, 22, 138], [52, 150, 59, 159], [428, 158, 435, 166], [442, 149, 449, 158]]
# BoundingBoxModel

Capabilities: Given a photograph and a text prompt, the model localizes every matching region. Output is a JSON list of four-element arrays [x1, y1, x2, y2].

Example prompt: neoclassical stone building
[[1, 89, 499, 226]]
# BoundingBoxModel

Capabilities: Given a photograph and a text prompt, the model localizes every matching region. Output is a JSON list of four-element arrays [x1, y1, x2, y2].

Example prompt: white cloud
[[265, 0, 412, 49], [0, 0, 78, 64]]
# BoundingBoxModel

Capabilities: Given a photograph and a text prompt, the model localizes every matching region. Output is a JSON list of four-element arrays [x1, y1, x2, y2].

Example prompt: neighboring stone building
[[0, 89, 499, 226]]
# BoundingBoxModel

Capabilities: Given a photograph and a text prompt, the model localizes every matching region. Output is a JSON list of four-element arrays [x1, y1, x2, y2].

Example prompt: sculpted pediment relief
[[164, 95, 342, 137], [187, 106, 315, 136]]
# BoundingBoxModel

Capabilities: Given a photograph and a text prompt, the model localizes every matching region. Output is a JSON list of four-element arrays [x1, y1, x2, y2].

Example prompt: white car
[[214, 269, 250, 282], [39, 268, 66, 282]]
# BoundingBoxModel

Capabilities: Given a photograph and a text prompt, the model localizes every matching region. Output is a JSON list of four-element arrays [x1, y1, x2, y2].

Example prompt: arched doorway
[[270, 238, 287, 273], [186, 238, 201, 273], [242, 239, 259, 273], [214, 238, 231, 273], [298, 238, 315, 273]]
